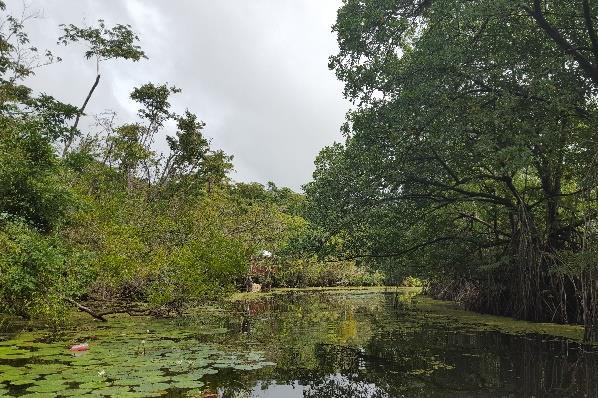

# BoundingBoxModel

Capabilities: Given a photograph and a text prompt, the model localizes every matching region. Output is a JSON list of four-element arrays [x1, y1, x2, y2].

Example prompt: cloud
[[6, 0, 350, 190]]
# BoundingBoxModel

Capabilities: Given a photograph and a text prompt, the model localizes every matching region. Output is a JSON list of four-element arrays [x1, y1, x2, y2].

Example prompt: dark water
[[206, 290, 598, 398], [1, 289, 598, 397]]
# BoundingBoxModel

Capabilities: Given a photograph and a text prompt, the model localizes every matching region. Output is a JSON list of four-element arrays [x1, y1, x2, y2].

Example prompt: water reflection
[[2, 290, 595, 397], [208, 291, 598, 398]]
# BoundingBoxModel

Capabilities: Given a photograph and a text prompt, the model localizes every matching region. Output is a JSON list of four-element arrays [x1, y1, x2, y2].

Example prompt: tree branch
[[64, 297, 108, 322], [522, 0, 598, 85], [582, 0, 598, 64]]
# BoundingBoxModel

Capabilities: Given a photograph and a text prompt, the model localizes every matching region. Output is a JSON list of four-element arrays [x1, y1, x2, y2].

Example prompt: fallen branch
[[64, 297, 108, 322]]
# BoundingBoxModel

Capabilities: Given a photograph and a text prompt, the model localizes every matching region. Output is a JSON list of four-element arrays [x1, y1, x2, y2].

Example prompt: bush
[[146, 233, 247, 313], [0, 220, 88, 323], [273, 257, 386, 288]]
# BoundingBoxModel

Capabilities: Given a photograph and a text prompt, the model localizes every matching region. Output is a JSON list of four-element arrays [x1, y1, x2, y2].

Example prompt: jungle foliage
[[0, 5, 383, 325], [305, 0, 598, 339]]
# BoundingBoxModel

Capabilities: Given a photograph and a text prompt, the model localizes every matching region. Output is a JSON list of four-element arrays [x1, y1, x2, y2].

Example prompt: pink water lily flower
[[69, 343, 89, 352]]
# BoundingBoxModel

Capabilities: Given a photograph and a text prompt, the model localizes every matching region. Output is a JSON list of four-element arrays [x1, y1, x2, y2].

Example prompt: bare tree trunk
[[63, 74, 101, 157], [64, 297, 108, 322]]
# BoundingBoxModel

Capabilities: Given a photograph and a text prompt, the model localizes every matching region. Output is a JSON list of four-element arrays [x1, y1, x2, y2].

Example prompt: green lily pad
[[26, 364, 68, 376], [60, 388, 93, 396], [111, 377, 144, 387], [79, 380, 111, 390], [9, 378, 37, 386], [88, 385, 135, 396], [231, 363, 263, 370], [26, 380, 69, 393], [171, 379, 205, 389], [132, 382, 170, 393]]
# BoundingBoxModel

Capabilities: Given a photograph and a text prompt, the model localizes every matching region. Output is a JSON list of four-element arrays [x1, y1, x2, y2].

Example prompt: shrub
[[0, 220, 88, 323]]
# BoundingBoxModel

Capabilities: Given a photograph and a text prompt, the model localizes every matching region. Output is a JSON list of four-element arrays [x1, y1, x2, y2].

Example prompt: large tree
[[307, 0, 598, 334]]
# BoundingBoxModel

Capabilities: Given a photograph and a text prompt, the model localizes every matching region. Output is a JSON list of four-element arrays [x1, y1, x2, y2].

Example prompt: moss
[[414, 296, 585, 342]]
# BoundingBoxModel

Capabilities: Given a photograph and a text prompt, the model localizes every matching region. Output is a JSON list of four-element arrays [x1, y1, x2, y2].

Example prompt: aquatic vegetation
[[413, 296, 586, 342], [0, 317, 275, 397], [1, 288, 598, 397]]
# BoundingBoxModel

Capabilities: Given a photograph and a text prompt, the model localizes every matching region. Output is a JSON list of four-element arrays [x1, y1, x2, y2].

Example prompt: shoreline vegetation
[[0, 0, 596, 350], [0, 2, 385, 327], [0, 0, 596, 395], [305, 0, 598, 341]]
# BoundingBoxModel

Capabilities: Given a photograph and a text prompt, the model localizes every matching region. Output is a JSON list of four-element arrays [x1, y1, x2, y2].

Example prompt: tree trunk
[[63, 74, 101, 157], [539, 164, 563, 252], [64, 297, 108, 322]]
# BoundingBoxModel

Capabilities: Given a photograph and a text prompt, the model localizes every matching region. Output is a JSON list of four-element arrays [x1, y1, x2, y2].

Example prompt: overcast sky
[[7, 0, 350, 191]]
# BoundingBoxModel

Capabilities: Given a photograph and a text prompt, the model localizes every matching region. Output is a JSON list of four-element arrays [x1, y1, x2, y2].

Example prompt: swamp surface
[[1, 288, 598, 397]]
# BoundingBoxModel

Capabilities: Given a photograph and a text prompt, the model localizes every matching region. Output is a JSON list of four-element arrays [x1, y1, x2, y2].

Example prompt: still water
[[1, 288, 597, 397]]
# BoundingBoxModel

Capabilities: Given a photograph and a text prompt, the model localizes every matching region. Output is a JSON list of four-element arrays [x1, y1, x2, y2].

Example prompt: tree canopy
[[306, 0, 597, 337], [0, 6, 381, 324]]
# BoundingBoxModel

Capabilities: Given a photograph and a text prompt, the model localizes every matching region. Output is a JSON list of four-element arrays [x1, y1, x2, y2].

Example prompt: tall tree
[[307, 0, 598, 330], [58, 20, 146, 155]]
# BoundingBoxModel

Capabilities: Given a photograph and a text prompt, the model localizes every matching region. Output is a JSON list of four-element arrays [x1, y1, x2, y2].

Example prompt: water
[[1, 288, 597, 397]]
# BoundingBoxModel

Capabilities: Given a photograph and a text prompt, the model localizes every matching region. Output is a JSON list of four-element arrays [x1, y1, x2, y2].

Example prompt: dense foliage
[[0, 5, 384, 325], [306, 0, 598, 339]]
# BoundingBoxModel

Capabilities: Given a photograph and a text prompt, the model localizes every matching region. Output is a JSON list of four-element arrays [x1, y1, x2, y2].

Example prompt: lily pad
[[132, 382, 170, 393], [171, 379, 205, 389], [26, 380, 69, 393], [79, 380, 111, 390]]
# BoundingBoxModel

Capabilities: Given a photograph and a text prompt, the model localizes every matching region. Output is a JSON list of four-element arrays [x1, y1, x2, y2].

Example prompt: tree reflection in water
[[209, 291, 598, 398], [303, 375, 388, 398]]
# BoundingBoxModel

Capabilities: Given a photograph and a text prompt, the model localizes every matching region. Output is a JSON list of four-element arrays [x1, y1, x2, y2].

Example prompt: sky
[[7, 0, 350, 191]]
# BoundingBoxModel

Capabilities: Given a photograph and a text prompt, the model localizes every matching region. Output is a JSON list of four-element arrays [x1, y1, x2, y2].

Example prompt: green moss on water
[[414, 296, 585, 342]]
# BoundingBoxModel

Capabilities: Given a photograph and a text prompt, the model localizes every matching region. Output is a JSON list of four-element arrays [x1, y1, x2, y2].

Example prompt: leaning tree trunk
[[62, 74, 101, 157]]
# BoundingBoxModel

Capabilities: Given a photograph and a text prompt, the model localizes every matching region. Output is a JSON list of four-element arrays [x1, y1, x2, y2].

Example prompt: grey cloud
[[6, 0, 350, 190]]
